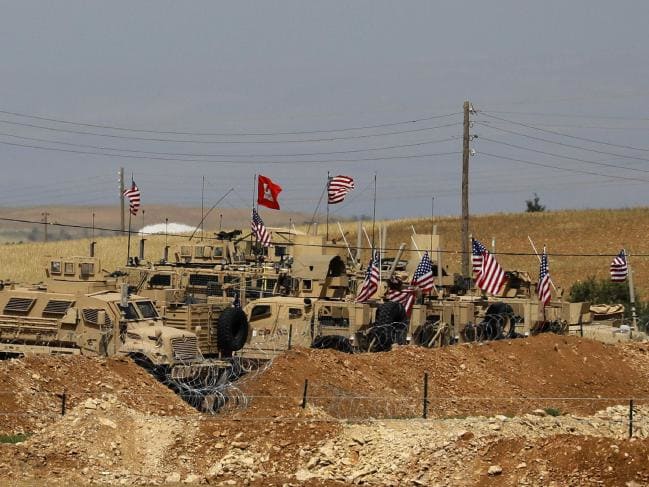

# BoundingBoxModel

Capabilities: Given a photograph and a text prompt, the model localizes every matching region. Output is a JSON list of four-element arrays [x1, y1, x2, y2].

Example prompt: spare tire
[[375, 301, 407, 327], [217, 307, 249, 352]]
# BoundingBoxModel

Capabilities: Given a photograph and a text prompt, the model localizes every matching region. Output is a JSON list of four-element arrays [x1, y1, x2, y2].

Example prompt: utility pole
[[119, 167, 125, 233], [41, 212, 50, 242], [461, 100, 471, 278]]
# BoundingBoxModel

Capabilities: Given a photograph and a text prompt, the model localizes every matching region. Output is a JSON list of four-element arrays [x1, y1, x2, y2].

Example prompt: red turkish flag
[[257, 175, 282, 210]]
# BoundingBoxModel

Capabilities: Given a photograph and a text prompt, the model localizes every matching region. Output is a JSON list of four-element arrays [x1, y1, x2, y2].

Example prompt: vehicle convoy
[[0, 256, 232, 410]]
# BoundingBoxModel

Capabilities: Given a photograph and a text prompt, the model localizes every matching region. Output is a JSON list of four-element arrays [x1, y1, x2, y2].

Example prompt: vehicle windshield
[[136, 301, 158, 319], [119, 302, 139, 320]]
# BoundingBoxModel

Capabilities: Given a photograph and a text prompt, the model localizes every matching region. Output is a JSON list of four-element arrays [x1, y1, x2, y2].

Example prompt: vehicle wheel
[[311, 335, 353, 353], [217, 307, 249, 352], [375, 301, 407, 327], [365, 325, 393, 352]]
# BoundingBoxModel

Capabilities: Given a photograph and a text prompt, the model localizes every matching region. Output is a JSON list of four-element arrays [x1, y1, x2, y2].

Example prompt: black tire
[[376, 301, 407, 327], [217, 307, 249, 352], [311, 335, 354, 354]]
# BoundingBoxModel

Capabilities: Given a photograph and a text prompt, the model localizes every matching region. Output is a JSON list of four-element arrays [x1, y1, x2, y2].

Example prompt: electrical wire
[[484, 110, 649, 122], [478, 137, 649, 175], [477, 122, 649, 163], [0, 130, 457, 158], [0, 118, 461, 144], [479, 151, 649, 183], [481, 112, 649, 153], [1, 215, 647, 257], [0, 108, 460, 136], [0, 139, 460, 165]]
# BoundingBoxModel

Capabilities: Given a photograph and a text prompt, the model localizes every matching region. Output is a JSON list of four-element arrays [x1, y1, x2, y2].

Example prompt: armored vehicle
[[0, 256, 232, 410]]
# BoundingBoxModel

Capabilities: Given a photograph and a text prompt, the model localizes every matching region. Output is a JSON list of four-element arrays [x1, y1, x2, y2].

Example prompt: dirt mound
[[232, 334, 649, 419], [474, 435, 649, 486], [0, 355, 195, 434]]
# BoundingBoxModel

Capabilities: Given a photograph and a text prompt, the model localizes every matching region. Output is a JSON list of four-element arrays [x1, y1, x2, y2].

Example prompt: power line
[[0, 139, 460, 164], [481, 112, 649, 153], [478, 137, 649, 175], [0, 108, 460, 136], [477, 122, 649, 163], [0, 130, 457, 158], [484, 110, 649, 122], [0, 118, 461, 144], [479, 151, 649, 183]]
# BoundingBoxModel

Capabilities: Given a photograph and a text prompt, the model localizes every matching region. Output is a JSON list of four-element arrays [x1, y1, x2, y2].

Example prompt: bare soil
[[2, 334, 649, 485]]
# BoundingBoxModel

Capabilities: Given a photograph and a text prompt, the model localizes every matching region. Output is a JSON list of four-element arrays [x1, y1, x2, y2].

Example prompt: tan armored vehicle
[[0, 256, 233, 410], [0, 257, 209, 367]]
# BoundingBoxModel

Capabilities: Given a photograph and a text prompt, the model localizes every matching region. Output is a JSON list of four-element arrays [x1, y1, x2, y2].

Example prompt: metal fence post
[[61, 389, 67, 416], [629, 399, 634, 438], [301, 379, 309, 409], [423, 373, 429, 419]]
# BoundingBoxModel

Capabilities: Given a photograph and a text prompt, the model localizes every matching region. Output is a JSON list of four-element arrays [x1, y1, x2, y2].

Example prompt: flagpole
[[430, 196, 434, 255], [126, 211, 132, 266], [200, 175, 205, 242], [251, 174, 256, 251], [371, 172, 377, 250], [624, 248, 638, 331], [527, 235, 559, 294], [326, 172, 330, 241]]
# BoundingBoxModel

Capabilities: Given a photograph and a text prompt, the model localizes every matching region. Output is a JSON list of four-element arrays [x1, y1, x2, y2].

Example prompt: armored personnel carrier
[[0, 256, 231, 410]]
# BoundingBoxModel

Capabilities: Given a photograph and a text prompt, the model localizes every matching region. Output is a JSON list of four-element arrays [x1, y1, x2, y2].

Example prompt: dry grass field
[[1, 207, 648, 299]]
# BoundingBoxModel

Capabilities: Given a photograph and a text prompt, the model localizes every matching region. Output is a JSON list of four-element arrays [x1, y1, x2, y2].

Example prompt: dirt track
[[2, 334, 649, 485]]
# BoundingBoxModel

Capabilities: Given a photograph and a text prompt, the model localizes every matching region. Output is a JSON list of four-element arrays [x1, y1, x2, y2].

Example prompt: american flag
[[385, 288, 415, 315], [610, 250, 628, 282], [123, 181, 141, 216], [251, 208, 271, 247], [411, 251, 435, 292], [472, 238, 505, 295], [328, 175, 355, 204], [538, 248, 552, 307], [472, 238, 487, 275], [356, 251, 380, 302]]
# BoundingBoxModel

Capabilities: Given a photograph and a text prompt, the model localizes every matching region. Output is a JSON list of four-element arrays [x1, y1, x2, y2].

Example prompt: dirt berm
[[2, 334, 649, 486]]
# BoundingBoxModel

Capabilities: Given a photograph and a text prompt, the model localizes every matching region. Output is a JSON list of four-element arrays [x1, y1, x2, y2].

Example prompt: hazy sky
[[1, 1, 649, 221]]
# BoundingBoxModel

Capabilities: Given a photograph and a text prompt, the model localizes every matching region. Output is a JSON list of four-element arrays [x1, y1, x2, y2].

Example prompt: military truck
[[118, 265, 250, 358], [0, 256, 232, 410]]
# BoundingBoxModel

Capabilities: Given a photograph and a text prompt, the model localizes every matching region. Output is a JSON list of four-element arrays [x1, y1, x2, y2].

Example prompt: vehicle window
[[318, 305, 349, 328], [213, 247, 224, 257], [250, 305, 271, 322], [149, 274, 171, 287], [288, 308, 303, 319], [302, 279, 312, 291], [80, 263, 94, 276], [180, 246, 191, 257], [119, 303, 139, 320], [64, 262, 75, 275], [195, 246, 205, 257], [136, 301, 158, 318], [50, 261, 62, 274]]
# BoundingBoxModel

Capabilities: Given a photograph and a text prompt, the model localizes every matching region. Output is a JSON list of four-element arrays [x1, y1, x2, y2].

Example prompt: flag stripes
[[538, 248, 552, 307], [472, 238, 505, 295], [610, 250, 628, 282], [251, 208, 271, 247], [385, 288, 415, 315], [328, 175, 355, 204], [411, 251, 435, 292], [356, 251, 380, 302], [123, 181, 141, 216]]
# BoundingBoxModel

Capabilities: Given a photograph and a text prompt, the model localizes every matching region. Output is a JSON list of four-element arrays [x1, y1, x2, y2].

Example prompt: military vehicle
[[0, 256, 233, 410]]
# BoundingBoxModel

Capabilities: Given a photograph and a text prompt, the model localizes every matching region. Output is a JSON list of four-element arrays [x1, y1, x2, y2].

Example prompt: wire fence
[[2, 380, 648, 438]]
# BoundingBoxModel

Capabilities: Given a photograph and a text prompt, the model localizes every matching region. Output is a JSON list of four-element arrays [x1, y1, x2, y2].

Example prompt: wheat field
[[2, 207, 648, 299]]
